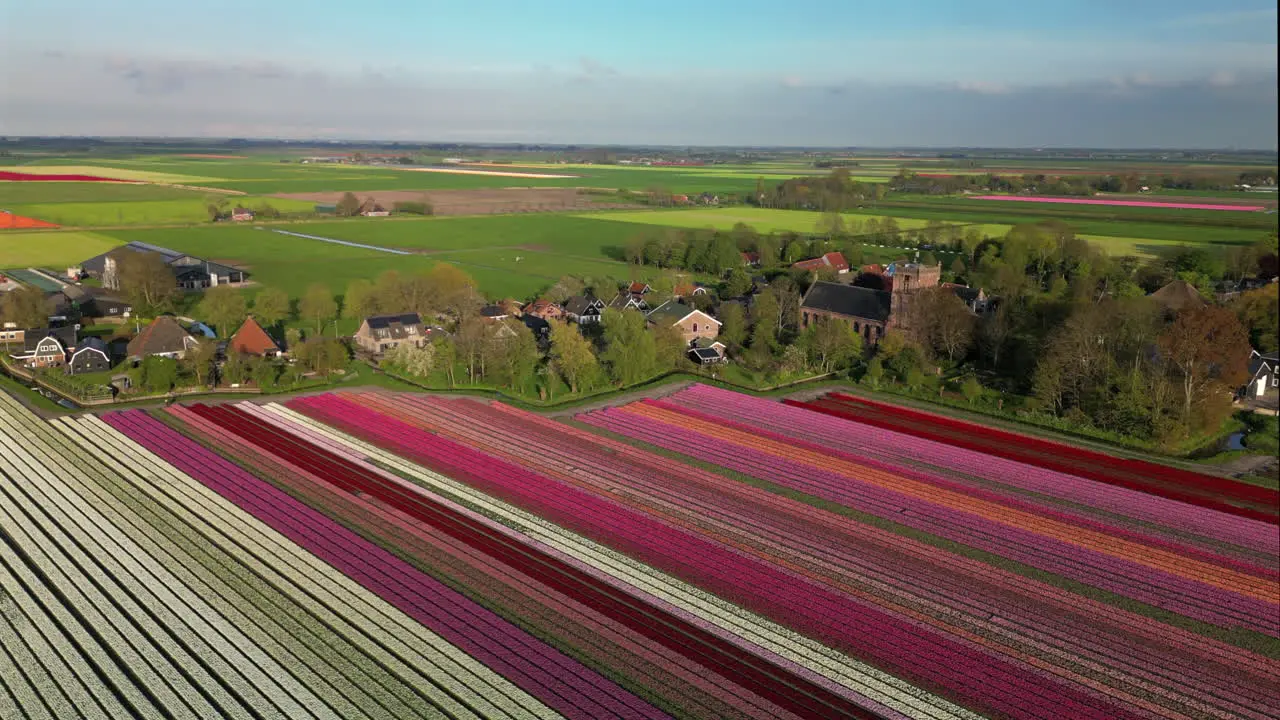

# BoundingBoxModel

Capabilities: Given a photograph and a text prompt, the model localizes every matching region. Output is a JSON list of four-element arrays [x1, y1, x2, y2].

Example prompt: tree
[[425, 263, 480, 320], [652, 321, 688, 371], [342, 279, 380, 320], [600, 308, 657, 385], [750, 290, 780, 350], [454, 316, 489, 382], [336, 192, 361, 217], [140, 356, 178, 393], [902, 287, 975, 364], [182, 339, 217, 388], [251, 357, 279, 390], [222, 351, 250, 385], [385, 340, 436, 377], [295, 337, 348, 375], [0, 285, 49, 330], [299, 283, 338, 335], [1232, 284, 1279, 353], [905, 366, 926, 391], [721, 269, 752, 299], [961, 375, 983, 406], [116, 251, 176, 313], [197, 285, 248, 337], [719, 302, 747, 347], [253, 287, 290, 328], [433, 335, 458, 386], [863, 356, 884, 388], [548, 320, 598, 394], [801, 316, 863, 373], [1158, 307, 1250, 424], [485, 321, 540, 390]]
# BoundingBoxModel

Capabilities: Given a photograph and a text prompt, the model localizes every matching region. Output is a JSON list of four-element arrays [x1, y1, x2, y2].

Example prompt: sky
[[1, 0, 1276, 148]]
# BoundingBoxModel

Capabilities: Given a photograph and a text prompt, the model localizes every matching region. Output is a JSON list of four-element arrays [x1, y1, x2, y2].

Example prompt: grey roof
[[950, 286, 983, 303], [1250, 351, 1278, 377], [563, 295, 603, 316], [81, 242, 244, 282], [23, 326, 76, 353], [692, 336, 725, 349], [126, 316, 195, 357], [646, 300, 702, 325], [521, 315, 550, 335], [366, 312, 423, 330], [689, 347, 723, 362], [71, 336, 110, 360], [801, 281, 892, 323], [480, 304, 507, 318]]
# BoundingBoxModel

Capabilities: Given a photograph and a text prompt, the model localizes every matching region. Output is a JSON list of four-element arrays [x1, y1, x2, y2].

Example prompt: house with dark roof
[[1244, 349, 1279, 402], [941, 283, 990, 314], [9, 326, 76, 369], [521, 314, 551, 344], [127, 316, 199, 360], [68, 336, 111, 374], [800, 281, 893, 346], [480, 304, 511, 322], [792, 251, 850, 275], [688, 336, 728, 365], [61, 285, 132, 319], [607, 291, 647, 312], [564, 295, 605, 324], [646, 300, 721, 344], [229, 316, 283, 357], [354, 313, 427, 354], [82, 242, 248, 291]]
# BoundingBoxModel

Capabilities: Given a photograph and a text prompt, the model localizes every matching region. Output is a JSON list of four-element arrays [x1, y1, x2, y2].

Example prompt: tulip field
[[1, 384, 1276, 719]]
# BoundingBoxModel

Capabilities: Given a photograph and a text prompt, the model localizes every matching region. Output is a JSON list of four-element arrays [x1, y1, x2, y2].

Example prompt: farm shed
[[68, 336, 112, 374]]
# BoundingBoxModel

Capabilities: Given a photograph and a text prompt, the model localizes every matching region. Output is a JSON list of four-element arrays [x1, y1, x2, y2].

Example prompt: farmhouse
[[792, 251, 850, 275], [607, 291, 647, 312], [68, 336, 112, 374], [627, 281, 652, 296], [359, 198, 391, 217], [83, 242, 248, 291], [645, 300, 721, 344], [480, 304, 511, 322], [61, 285, 132, 320], [523, 298, 564, 321], [564, 295, 605, 324], [1150, 279, 1207, 313], [127, 316, 200, 360], [942, 283, 990, 313], [673, 282, 709, 301], [9, 326, 76, 369], [801, 281, 893, 346], [231, 207, 255, 222], [741, 251, 761, 267], [1243, 349, 1279, 402], [228, 316, 283, 357], [355, 313, 427, 354]]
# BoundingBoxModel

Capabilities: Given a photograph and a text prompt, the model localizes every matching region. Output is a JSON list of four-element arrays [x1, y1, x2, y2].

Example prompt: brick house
[[800, 281, 893, 346], [10, 326, 76, 369], [354, 313, 427, 354], [645, 300, 721, 344], [523, 298, 564, 321], [229, 316, 284, 357], [792, 251, 850, 275], [231, 207, 255, 221]]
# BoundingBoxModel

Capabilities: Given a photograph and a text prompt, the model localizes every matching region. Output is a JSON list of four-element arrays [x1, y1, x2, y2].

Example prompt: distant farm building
[[231, 207, 255, 221], [82, 242, 248, 291]]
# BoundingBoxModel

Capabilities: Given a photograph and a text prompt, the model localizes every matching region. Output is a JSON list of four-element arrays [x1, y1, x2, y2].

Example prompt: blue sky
[[2, 0, 1276, 147]]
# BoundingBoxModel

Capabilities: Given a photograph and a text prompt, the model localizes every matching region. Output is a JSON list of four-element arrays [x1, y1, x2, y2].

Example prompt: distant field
[[0, 181, 208, 204], [0, 231, 122, 268], [578, 207, 955, 234], [6, 197, 318, 226], [8, 165, 219, 184]]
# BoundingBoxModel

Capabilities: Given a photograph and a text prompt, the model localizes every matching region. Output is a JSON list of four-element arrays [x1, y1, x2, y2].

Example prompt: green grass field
[[0, 231, 122, 268], [0, 182, 211, 204], [577, 207, 950, 235], [6, 197, 318, 226]]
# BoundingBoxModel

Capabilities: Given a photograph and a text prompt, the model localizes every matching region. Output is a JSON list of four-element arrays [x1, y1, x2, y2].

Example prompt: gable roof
[[22, 326, 76, 353], [607, 291, 646, 310], [801, 281, 892, 323], [127, 316, 195, 357], [1150, 279, 1207, 311], [480, 304, 509, 319], [362, 312, 424, 340], [646, 300, 721, 327], [628, 281, 651, 294], [563, 295, 604, 316], [1249, 349, 1279, 378], [70, 336, 110, 361], [229, 316, 282, 355], [792, 251, 849, 273]]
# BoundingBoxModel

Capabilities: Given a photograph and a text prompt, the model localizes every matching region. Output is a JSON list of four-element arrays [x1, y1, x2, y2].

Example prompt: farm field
[[4, 198, 319, 227], [0, 230, 121, 268], [578, 207, 951, 235], [0, 181, 210, 204], [4, 375, 1278, 718], [2, 164, 220, 184], [971, 195, 1268, 212]]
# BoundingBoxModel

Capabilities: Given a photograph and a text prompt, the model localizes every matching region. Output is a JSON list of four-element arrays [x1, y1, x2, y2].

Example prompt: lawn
[[6, 197, 318, 226], [0, 230, 122, 268], [0, 181, 210, 204]]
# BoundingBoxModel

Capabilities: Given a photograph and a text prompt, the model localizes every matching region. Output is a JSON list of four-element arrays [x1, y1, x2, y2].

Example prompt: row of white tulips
[[55, 410, 560, 720], [263, 401, 983, 720]]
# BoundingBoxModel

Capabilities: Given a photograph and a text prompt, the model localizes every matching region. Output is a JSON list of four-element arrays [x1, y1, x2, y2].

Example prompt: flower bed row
[[339, 390, 1280, 719], [789, 393, 1279, 523], [288, 393, 1152, 720]]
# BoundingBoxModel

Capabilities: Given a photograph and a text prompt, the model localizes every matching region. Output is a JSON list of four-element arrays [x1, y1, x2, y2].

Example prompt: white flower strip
[[59, 411, 559, 720], [266, 402, 982, 720], [0, 547, 138, 720], [0, 407, 319, 720], [50, 418, 406, 720]]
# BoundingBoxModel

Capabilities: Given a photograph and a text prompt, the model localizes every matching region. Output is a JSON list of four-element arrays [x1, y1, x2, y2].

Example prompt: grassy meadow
[[0, 182, 211, 204], [5, 197, 318, 227], [0, 231, 122, 268]]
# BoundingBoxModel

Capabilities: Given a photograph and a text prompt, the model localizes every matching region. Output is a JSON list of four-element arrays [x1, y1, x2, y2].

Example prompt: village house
[[1150, 278, 1207, 314], [645, 300, 722, 345], [231, 207, 255, 222], [523, 298, 564, 321], [741, 251, 761, 267], [127, 316, 200, 361], [354, 313, 427, 354], [9, 326, 76, 369], [564, 295, 605, 324], [607, 291, 647, 312], [801, 281, 893, 346], [1243, 349, 1279, 403], [521, 314, 551, 343], [688, 336, 728, 365], [83, 242, 248, 291], [229, 316, 284, 357], [792, 251, 850, 275], [497, 298, 524, 317], [673, 281, 709, 301], [942, 283, 990, 314], [60, 285, 132, 320], [359, 198, 391, 217], [480, 304, 511, 323], [68, 336, 112, 374]]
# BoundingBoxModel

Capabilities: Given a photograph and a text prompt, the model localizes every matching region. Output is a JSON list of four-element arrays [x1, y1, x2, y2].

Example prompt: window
[[692, 323, 699, 332]]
